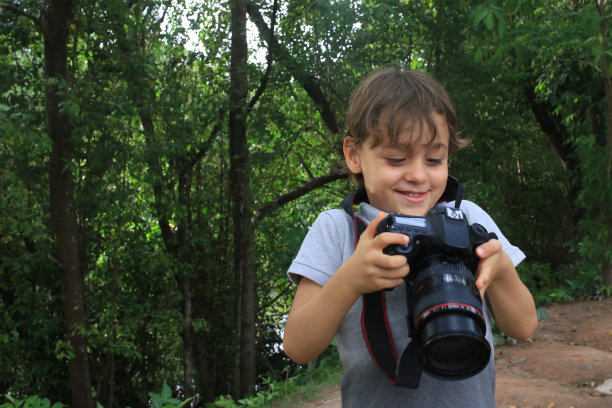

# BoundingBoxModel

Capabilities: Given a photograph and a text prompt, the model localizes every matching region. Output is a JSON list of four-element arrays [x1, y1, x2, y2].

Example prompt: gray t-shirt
[[288, 200, 526, 408]]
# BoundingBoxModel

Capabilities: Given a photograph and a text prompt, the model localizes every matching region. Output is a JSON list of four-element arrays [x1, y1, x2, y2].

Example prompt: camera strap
[[341, 189, 422, 388], [440, 175, 464, 207], [339, 176, 465, 389]]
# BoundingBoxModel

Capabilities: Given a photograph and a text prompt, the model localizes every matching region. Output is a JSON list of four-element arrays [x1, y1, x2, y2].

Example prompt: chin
[[398, 207, 429, 217]]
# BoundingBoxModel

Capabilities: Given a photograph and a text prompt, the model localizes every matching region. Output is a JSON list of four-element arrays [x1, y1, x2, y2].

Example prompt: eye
[[426, 158, 443, 165], [386, 158, 405, 165]]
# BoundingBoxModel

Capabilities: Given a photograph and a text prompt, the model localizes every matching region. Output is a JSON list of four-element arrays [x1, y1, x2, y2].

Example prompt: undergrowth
[[207, 350, 342, 408], [517, 261, 611, 305]]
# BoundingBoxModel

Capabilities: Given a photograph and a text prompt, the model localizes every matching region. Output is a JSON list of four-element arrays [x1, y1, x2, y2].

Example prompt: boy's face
[[344, 114, 449, 216]]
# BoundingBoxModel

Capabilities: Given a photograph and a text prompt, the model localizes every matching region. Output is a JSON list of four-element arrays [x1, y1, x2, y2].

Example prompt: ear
[[343, 136, 362, 174]]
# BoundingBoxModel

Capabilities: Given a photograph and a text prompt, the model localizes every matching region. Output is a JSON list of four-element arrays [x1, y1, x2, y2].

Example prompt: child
[[283, 67, 537, 407]]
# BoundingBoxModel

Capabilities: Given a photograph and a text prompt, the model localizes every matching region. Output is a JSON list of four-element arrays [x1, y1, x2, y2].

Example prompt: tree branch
[[246, 0, 341, 135], [248, 0, 278, 112], [295, 151, 314, 179], [187, 112, 224, 170], [1, 3, 42, 28], [254, 168, 347, 223], [248, 60, 273, 112], [260, 279, 293, 310]]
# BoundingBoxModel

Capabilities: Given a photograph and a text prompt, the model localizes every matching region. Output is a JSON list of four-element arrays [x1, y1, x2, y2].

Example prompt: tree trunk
[[114, 7, 199, 395], [137, 111, 199, 398], [596, 0, 612, 286], [42, 1, 95, 407], [229, 0, 257, 398], [523, 85, 581, 214], [178, 169, 196, 400]]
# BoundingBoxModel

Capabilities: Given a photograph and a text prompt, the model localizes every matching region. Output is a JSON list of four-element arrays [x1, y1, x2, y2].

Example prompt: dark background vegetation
[[1, 0, 611, 406]]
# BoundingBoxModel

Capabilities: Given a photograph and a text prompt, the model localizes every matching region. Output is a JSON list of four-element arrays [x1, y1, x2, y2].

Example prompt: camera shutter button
[[399, 236, 414, 253]]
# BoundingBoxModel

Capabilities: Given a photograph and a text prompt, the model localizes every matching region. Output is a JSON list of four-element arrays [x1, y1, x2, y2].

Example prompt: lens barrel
[[410, 260, 491, 378]]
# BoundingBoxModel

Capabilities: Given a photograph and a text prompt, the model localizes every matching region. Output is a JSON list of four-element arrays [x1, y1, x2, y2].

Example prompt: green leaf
[[161, 382, 172, 400], [149, 394, 162, 408], [470, 5, 488, 26], [484, 12, 495, 31], [474, 47, 484, 63]]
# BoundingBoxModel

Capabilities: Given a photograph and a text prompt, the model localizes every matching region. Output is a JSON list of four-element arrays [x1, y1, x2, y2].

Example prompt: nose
[[404, 160, 428, 184]]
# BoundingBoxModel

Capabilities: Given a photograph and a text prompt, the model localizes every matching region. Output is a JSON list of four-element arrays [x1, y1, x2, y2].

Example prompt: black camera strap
[[339, 176, 464, 389], [440, 175, 464, 207]]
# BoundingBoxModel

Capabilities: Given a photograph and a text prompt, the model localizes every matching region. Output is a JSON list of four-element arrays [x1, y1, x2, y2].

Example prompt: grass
[[268, 360, 342, 408], [207, 350, 343, 408], [267, 353, 342, 408]]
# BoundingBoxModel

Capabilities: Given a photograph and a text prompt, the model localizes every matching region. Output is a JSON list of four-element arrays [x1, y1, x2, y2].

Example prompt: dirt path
[[297, 297, 612, 408]]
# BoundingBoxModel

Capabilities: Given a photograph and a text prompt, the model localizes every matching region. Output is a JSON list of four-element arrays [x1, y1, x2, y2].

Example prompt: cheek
[[433, 169, 449, 194], [370, 166, 402, 185], [437, 167, 449, 182]]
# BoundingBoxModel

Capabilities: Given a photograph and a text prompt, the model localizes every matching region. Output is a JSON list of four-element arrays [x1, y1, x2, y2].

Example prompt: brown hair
[[344, 67, 470, 188]]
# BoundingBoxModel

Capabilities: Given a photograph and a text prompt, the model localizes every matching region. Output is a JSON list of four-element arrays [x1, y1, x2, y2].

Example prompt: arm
[[283, 212, 410, 364], [475, 240, 538, 340]]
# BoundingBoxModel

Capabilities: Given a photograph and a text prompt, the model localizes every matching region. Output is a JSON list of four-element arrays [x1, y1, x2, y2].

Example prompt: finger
[[380, 277, 406, 290], [476, 239, 501, 259], [378, 254, 409, 270], [475, 267, 491, 296], [374, 231, 410, 250], [378, 265, 410, 289], [361, 212, 409, 249]]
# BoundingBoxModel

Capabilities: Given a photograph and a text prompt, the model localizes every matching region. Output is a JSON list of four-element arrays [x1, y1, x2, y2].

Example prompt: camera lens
[[410, 259, 491, 378], [419, 313, 491, 377]]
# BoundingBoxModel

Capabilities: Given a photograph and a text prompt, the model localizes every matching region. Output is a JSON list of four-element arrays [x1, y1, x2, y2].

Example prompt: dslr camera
[[376, 203, 497, 379]]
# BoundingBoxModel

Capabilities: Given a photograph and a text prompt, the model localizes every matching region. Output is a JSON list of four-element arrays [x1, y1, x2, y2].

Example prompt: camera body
[[376, 203, 497, 379], [376, 204, 494, 270]]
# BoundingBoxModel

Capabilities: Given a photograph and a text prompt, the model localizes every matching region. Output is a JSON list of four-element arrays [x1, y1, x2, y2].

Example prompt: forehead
[[375, 113, 450, 150]]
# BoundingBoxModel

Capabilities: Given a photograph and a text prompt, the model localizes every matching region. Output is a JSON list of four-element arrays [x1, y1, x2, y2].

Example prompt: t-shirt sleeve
[[287, 210, 351, 287], [461, 201, 526, 266]]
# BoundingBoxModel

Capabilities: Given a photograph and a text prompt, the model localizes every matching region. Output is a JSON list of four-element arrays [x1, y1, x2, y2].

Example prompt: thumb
[[476, 239, 501, 259], [363, 211, 388, 239]]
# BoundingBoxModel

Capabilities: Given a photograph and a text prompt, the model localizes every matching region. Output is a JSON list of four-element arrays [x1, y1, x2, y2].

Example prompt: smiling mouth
[[397, 190, 428, 203]]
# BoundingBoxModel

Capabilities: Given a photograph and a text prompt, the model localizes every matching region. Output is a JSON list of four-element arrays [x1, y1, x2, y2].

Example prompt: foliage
[[149, 382, 193, 408], [0, 395, 65, 408], [518, 261, 612, 305], [0, 384, 196, 408], [467, 0, 612, 285], [206, 351, 342, 408]]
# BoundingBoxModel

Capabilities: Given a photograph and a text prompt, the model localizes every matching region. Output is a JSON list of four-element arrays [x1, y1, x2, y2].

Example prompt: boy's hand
[[474, 239, 538, 340], [474, 239, 511, 296], [340, 212, 410, 295]]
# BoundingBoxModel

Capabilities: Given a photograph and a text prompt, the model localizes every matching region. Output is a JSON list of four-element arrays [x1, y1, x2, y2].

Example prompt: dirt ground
[[297, 296, 612, 408]]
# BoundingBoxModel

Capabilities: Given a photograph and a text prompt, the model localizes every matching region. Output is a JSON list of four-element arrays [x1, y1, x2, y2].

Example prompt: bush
[[0, 382, 193, 408], [518, 261, 611, 306], [207, 350, 342, 408], [0, 395, 65, 408]]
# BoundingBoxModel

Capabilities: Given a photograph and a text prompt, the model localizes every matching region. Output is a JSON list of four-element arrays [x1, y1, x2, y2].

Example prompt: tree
[[468, 0, 612, 285], [228, 0, 257, 397], [1, 1, 95, 406], [594, 0, 612, 285]]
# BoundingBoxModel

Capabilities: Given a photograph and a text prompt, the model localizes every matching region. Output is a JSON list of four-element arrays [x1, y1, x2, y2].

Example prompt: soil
[[296, 297, 612, 408]]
